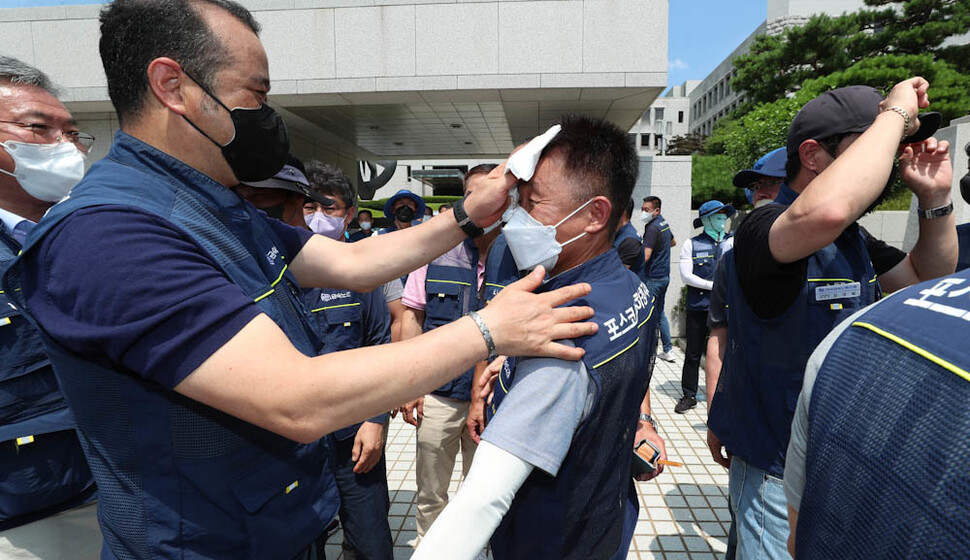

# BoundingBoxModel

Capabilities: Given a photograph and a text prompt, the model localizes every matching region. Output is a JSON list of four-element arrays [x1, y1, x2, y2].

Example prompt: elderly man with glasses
[[0, 56, 98, 555]]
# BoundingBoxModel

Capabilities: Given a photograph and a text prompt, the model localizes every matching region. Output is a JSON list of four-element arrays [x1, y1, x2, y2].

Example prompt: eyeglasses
[[0, 120, 95, 151]]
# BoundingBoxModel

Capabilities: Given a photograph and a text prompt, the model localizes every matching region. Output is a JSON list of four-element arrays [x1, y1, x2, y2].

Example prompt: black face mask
[[394, 206, 416, 223], [262, 203, 287, 221], [181, 71, 290, 182]]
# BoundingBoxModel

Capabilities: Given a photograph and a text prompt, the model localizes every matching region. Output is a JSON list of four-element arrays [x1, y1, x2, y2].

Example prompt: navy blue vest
[[303, 285, 389, 441], [612, 222, 645, 280], [708, 184, 878, 478], [0, 225, 95, 528], [957, 223, 970, 272], [644, 214, 673, 280], [483, 233, 519, 304], [797, 271, 970, 557], [1, 132, 339, 559], [423, 240, 482, 402], [487, 250, 657, 560], [685, 232, 728, 312]]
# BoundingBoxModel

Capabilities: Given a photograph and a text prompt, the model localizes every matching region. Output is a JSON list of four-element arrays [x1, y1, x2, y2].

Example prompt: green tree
[[691, 154, 747, 208], [666, 132, 707, 155], [733, 0, 970, 110]]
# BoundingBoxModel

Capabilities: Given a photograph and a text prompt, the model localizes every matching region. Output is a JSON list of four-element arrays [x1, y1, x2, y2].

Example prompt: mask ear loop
[[553, 197, 596, 247]]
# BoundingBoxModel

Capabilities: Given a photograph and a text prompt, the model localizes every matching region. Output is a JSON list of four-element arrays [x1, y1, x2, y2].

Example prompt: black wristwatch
[[452, 197, 484, 239], [916, 201, 954, 220]]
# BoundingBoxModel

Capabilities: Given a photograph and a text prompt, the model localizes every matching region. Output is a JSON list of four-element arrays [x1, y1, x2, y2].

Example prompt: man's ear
[[147, 57, 189, 115], [798, 139, 827, 175], [585, 196, 612, 235]]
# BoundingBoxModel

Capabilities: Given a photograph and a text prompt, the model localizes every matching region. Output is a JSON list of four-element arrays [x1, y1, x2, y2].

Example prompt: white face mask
[[305, 211, 346, 240], [640, 210, 655, 224], [359, 221, 372, 231], [0, 140, 86, 202], [502, 197, 594, 273]]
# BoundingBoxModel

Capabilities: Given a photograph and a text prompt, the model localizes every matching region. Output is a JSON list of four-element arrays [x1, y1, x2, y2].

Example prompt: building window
[[678, 110, 684, 123], [654, 134, 663, 148], [654, 107, 665, 123], [641, 135, 651, 148]]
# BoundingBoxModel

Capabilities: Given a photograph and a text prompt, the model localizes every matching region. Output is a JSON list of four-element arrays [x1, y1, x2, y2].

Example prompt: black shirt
[[616, 237, 643, 270], [734, 204, 906, 319]]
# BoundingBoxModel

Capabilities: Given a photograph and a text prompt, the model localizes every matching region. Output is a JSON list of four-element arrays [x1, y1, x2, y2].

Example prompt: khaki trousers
[[414, 394, 478, 538]]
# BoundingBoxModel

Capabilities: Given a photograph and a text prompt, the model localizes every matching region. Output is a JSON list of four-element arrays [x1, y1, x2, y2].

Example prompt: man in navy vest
[[1, 2, 597, 558], [676, 200, 735, 414], [378, 189, 425, 235], [237, 159, 395, 559], [641, 196, 676, 362], [0, 56, 97, 552], [703, 147, 785, 560], [708, 78, 956, 558], [784, 270, 970, 557], [348, 209, 374, 242], [413, 115, 657, 560], [613, 198, 645, 276], [399, 164, 499, 546]]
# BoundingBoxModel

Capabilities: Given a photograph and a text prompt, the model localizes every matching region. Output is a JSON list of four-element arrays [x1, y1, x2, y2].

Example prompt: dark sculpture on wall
[[357, 160, 396, 200]]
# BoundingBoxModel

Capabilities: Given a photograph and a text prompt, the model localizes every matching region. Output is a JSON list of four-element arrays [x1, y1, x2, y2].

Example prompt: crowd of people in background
[[1, 1, 969, 559]]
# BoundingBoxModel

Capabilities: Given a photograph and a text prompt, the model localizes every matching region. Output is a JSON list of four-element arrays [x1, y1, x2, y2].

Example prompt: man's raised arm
[[291, 164, 515, 292]]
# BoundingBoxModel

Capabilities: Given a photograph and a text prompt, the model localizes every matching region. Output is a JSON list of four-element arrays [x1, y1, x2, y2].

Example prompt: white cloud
[[668, 58, 689, 70]]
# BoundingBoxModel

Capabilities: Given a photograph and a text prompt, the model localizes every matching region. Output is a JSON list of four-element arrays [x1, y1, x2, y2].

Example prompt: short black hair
[[544, 115, 638, 236], [305, 160, 355, 209], [358, 209, 373, 220], [642, 196, 661, 210], [464, 163, 498, 194], [786, 133, 846, 183], [99, 0, 260, 125]]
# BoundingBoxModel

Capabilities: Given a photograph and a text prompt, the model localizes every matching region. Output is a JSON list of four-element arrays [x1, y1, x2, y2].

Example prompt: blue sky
[[667, 0, 765, 88], [7, 0, 766, 88]]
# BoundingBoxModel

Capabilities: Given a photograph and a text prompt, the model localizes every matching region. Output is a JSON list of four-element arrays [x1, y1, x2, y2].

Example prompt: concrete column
[[632, 155, 692, 337]]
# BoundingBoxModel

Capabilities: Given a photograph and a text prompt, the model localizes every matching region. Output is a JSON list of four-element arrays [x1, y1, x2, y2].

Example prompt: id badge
[[815, 282, 861, 301]]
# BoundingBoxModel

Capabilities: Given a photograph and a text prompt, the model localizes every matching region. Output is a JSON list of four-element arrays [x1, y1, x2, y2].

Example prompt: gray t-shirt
[[482, 347, 592, 476], [784, 299, 895, 510], [382, 278, 404, 304]]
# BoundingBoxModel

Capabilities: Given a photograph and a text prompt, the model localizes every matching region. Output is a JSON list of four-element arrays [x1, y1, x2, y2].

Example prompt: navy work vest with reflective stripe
[[487, 250, 657, 560], [708, 184, 877, 478], [0, 226, 95, 528], [303, 286, 389, 441], [797, 273, 970, 557], [2, 132, 338, 559], [483, 233, 518, 304], [685, 232, 728, 312], [612, 222, 645, 280], [644, 214, 673, 280], [423, 240, 481, 401]]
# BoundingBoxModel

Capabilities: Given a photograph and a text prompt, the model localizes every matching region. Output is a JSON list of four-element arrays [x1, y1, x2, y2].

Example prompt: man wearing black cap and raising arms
[[706, 77, 956, 559]]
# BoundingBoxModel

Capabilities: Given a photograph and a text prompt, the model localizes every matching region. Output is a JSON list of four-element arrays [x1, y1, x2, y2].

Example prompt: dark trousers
[[681, 309, 709, 398], [644, 277, 669, 385], [317, 433, 393, 560]]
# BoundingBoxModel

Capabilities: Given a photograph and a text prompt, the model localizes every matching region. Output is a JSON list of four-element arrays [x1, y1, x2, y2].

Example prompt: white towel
[[505, 124, 561, 182]]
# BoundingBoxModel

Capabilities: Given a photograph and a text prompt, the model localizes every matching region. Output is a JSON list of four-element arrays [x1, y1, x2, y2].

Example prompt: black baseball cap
[[787, 86, 941, 156]]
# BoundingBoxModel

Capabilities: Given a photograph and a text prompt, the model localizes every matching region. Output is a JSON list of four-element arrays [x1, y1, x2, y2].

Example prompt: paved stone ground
[[324, 347, 731, 559]]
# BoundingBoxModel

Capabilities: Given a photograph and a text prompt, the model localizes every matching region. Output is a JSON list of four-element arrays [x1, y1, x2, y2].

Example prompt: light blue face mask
[[701, 213, 728, 242]]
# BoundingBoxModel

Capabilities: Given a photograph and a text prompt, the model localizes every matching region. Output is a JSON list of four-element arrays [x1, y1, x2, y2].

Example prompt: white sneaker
[[657, 350, 675, 362]]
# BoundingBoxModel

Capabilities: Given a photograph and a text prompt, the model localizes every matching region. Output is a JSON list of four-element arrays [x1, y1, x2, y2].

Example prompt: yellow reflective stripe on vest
[[852, 321, 970, 383], [254, 265, 289, 302], [427, 279, 472, 286], [310, 302, 362, 314], [485, 283, 507, 289], [592, 337, 641, 369], [808, 278, 855, 284]]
